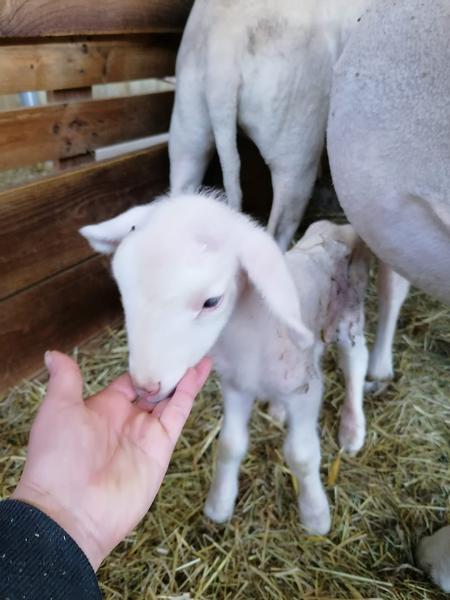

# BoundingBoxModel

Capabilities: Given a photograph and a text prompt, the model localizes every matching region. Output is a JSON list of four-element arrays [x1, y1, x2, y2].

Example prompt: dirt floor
[[1, 279, 449, 599]]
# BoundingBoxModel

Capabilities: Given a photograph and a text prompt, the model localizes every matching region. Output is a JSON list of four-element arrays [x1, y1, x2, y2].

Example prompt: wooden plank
[[0, 144, 170, 301], [0, 92, 174, 169], [0, 35, 179, 94], [0, 0, 193, 37], [0, 256, 122, 392], [47, 86, 95, 170]]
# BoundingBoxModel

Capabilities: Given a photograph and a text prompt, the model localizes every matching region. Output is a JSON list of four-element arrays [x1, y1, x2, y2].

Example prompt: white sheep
[[81, 192, 371, 534], [327, 0, 450, 590], [169, 0, 369, 251], [169, 0, 406, 389]]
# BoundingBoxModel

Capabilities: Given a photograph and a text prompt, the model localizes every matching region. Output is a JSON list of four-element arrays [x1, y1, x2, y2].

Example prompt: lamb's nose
[[134, 381, 161, 400]]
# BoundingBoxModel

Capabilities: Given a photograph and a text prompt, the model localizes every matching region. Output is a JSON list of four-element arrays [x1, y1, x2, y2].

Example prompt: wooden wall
[[0, 0, 193, 391], [0, 0, 341, 392]]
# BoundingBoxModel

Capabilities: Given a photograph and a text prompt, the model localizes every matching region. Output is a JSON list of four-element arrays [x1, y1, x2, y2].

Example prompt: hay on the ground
[[1, 279, 449, 600]]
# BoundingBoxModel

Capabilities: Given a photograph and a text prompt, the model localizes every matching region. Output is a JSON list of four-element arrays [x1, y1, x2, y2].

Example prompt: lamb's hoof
[[339, 419, 365, 455], [364, 378, 390, 395], [416, 526, 450, 593], [204, 496, 235, 524], [299, 500, 331, 536], [268, 401, 287, 425]]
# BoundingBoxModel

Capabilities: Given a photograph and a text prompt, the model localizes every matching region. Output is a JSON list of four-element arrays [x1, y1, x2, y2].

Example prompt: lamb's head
[[80, 193, 313, 405]]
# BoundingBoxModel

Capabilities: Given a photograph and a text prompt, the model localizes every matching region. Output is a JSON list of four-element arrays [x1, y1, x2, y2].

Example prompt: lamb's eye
[[203, 296, 223, 309]]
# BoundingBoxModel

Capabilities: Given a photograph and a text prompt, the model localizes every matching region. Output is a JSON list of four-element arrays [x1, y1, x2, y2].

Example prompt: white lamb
[[81, 192, 371, 534]]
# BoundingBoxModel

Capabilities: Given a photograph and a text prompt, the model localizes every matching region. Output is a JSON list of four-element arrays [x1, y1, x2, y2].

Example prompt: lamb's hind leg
[[282, 375, 330, 535], [367, 262, 410, 386], [337, 326, 369, 454], [204, 384, 254, 523]]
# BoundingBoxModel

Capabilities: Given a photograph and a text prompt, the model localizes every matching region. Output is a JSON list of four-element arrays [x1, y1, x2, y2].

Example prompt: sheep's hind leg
[[169, 86, 214, 194], [416, 526, 450, 593], [367, 262, 410, 389]]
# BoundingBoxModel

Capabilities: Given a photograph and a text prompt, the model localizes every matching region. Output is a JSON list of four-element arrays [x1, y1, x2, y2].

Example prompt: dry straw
[[1, 277, 449, 599]]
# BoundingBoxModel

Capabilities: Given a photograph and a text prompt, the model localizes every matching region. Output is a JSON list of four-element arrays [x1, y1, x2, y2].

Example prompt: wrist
[[11, 483, 105, 570]]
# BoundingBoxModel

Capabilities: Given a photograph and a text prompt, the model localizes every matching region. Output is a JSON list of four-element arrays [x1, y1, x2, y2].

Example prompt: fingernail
[[44, 350, 53, 372]]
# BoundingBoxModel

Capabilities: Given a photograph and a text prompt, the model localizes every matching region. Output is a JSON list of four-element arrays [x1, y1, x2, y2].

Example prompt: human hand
[[12, 351, 211, 570]]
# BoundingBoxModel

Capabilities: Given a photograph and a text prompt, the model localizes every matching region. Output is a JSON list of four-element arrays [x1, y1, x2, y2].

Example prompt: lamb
[[80, 192, 371, 535], [169, 0, 406, 390], [327, 0, 450, 590]]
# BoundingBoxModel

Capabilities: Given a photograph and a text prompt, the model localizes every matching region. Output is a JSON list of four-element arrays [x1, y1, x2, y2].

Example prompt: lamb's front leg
[[204, 384, 254, 523], [283, 376, 331, 535]]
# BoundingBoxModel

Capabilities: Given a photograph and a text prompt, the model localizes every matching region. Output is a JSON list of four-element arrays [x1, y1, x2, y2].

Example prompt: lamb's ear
[[238, 222, 314, 348], [79, 204, 155, 255]]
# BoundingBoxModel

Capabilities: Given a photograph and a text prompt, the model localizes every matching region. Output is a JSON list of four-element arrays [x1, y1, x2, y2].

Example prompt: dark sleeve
[[0, 499, 102, 600]]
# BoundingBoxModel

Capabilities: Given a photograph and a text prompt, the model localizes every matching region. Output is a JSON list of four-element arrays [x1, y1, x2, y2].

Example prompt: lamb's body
[[207, 225, 369, 533], [81, 194, 370, 535]]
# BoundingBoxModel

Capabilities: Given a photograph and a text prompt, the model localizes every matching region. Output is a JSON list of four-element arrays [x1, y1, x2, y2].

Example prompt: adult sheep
[[169, 0, 369, 251], [327, 0, 450, 591]]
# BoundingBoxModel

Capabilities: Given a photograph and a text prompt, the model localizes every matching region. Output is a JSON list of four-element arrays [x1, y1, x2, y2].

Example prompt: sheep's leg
[[416, 526, 450, 593], [368, 262, 410, 384], [204, 385, 254, 523], [337, 328, 369, 454], [267, 160, 320, 252], [282, 376, 330, 535], [169, 91, 214, 194]]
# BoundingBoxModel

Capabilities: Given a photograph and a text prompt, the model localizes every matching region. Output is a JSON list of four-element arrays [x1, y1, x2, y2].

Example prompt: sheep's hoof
[[364, 378, 390, 395], [268, 401, 287, 425], [339, 419, 365, 455], [416, 526, 450, 593], [204, 496, 235, 524], [299, 500, 331, 536]]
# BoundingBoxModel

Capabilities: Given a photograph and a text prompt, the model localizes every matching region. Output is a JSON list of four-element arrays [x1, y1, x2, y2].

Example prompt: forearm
[[0, 499, 102, 600]]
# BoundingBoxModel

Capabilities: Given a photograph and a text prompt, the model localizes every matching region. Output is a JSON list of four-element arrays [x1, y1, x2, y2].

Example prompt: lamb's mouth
[[132, 386, 176, 407]]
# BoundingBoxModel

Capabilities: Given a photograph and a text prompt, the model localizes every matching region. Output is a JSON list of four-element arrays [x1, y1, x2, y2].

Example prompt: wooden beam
[[0, 35, 179, 94], [0, 92, 174, 169], [0, 0, 193, 37], [0, 144, 170, 301], [0, 256, 122, 393]]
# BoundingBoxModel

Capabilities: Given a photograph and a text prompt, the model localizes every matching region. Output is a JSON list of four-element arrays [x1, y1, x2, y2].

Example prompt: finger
[[43, 351, 84, 410], [193, 356, 213, 389], [151, 398, 169, 419], [158, 357, 212, 444]]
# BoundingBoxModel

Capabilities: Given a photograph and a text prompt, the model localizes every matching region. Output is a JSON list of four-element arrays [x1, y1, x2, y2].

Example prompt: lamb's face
[[81, 193, 313, 405], [112, 222, 240, 405]]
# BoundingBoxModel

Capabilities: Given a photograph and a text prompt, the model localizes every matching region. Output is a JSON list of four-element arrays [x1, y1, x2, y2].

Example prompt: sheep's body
[[327, 0, 450, 589], [81, 193, 370, 535], [169, 0, 369, 250]]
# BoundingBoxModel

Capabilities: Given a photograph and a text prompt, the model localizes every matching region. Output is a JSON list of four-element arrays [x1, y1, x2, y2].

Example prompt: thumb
[[43, 350, 84, 409]]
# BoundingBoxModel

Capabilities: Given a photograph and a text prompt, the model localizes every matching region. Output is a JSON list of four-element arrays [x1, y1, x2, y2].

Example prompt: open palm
[[13, 351, 211, 569]]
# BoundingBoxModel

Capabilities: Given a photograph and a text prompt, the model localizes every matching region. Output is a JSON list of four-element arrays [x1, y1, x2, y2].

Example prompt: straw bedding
[[1, 278, 449, 599]]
